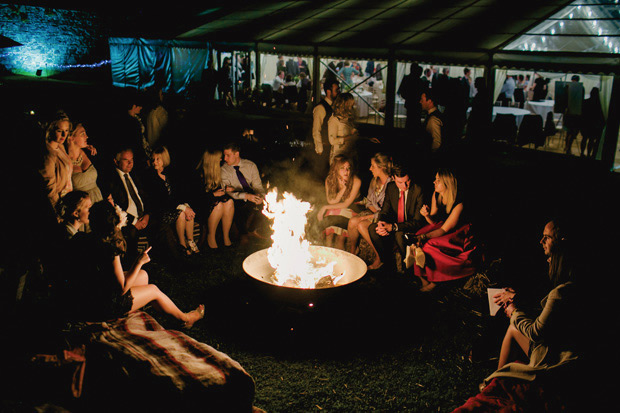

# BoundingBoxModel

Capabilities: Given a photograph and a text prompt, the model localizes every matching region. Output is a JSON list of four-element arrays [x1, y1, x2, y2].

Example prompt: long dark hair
[[88, 201, 127, 256], [547, 218, 577, 288], [326, 155, 355, 201]]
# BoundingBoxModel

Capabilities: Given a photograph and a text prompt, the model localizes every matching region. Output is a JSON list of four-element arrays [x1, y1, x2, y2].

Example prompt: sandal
[[183, 304, 205, 329], [187, 239, 200, 254], [178, 244, 192, 256]]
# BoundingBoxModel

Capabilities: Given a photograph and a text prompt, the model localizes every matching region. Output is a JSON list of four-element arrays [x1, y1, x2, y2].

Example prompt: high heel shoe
[[187, 239, 200, 254], [183, 304, 205, 329], [178, 244, 192, 256]]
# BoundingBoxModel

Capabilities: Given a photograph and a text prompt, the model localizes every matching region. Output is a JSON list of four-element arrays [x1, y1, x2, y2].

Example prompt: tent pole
[[312, 46, 321, 107], [485, 53, 495, 110], [385, 52, 396, 129], [255, 43, 261, 92], [601, 75, 620, 171]]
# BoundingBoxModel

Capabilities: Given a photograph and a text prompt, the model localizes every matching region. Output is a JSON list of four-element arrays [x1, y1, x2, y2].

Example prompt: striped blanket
[[89, 310, 256, 411]]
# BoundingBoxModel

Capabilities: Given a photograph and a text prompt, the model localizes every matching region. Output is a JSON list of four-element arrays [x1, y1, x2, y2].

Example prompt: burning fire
[[262, 189, 345, 289]]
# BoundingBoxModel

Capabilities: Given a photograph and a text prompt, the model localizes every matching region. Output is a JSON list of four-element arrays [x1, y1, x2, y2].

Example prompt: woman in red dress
[[411, 168, 477, 292]]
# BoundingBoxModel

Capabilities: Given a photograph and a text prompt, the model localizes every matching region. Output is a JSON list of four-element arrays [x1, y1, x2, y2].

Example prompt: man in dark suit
[[285, 57, 300, 77], [106, 147, 151, 265], [368, 164, 425, 271]]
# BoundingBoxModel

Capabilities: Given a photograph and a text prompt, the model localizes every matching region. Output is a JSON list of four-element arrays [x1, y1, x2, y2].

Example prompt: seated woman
[[347, 152, 392, 268], [69, 200, 204, 327], [411, 168, 477, 292], [195, 149, 234, 250], [453, 219, 581, 411], [143, 146, 199, 256], [317, 154, 362, 250], [39, 112, 73, 212], [57, 190, 92, 239], [66, 122, 103, 204]]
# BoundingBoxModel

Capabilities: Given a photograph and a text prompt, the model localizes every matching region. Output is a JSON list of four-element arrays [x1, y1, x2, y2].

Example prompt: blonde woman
[[347, 153, 392, 267], [317, 154, 362, 250], [412, 169, 477, 292], [144, 146, 199, 256], [327, 92, 358, 164], [66, 123, 103, 205], [39, 113, 73, 210], [195, 149, 234, 249]]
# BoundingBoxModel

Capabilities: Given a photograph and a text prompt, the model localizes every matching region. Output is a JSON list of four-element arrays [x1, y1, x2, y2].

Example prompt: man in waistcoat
[[311, 78, 340, 178], [420, 89, 444, 154]]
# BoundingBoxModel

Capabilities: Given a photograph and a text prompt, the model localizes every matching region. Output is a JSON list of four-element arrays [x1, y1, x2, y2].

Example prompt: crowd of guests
[[21, 67, 596, 409], [309, 75, 479, 292], [33, 92, 277, 327]]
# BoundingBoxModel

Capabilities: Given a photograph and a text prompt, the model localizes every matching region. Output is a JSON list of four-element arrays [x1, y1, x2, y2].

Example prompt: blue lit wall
[[0, 5, 106, 77]]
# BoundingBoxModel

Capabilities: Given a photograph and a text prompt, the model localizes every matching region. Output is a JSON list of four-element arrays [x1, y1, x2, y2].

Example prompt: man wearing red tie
[[368, 164, 425, 271]]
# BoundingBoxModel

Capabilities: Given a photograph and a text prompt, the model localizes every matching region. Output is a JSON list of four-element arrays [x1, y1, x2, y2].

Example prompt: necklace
[[71, 153, 83, 166]]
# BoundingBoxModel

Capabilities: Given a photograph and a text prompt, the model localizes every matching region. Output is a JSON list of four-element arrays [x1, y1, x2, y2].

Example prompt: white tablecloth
[[353, 90, 374, 118], [525, 100, 555, 121], [492, 107, 531, 128], [467, 106, 532, 128]]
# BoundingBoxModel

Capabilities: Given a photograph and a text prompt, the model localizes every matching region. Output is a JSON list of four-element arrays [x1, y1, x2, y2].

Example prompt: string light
[[49, 60, 111, 69]]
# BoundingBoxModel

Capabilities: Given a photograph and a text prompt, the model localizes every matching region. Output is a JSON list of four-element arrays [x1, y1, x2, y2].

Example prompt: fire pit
[[241, 189, 368, 306], [243, 245, 367, 289], [243, 246, 367, 307]]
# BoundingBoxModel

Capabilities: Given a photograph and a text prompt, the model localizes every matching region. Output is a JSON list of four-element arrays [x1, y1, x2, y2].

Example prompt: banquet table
[[468, 106, 532, 128], [525, 100, 555, 121], [353, 90, 374, 117], [493, 107, 532, 127]]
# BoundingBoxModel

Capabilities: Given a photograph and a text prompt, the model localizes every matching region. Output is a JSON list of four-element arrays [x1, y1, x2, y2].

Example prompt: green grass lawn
[[138, 239, 503, 412]]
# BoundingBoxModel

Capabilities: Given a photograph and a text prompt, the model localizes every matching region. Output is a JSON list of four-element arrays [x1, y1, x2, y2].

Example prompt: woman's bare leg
[[347, 216, 362, 253], [419, 277, 436, 292], [185, 217, 195, 243], [359, 219, 381, 267], [207, 203, 224, 248], [176, 211, 188, 248], [222, 199, 234, 246], [498, 324, 530, 369], [335, 234, 346, 250], [130, 284, 187, 321], [133, 269, 149, 287], [325, 233, 334, 247]]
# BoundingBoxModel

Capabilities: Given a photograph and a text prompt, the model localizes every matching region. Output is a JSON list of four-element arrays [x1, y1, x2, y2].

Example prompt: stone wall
[[0, 4, 108, 76]]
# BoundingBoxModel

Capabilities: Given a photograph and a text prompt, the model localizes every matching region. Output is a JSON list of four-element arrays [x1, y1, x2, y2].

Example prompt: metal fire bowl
[[242, 245, 367, 306]]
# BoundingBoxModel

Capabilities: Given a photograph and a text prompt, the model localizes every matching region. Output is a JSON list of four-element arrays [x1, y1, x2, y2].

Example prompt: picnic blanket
[[89, 310, 256, 411]]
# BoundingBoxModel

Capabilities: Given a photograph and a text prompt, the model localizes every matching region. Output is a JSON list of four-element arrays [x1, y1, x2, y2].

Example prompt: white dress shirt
[[221, 159, 264, 201], [116, 168, 144, 225]]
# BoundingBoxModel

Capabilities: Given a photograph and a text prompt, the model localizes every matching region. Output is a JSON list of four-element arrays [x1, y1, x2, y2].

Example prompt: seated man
[[368, 164, 425, 271], [105, 147, 151, 265], [220, 141, 267, 243]]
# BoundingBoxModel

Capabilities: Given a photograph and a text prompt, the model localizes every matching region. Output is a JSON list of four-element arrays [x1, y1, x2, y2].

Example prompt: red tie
[[397, 190, 405, 223]]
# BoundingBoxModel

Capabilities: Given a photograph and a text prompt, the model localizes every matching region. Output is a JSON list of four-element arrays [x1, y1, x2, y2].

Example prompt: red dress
[[412, 196, 477, 283]]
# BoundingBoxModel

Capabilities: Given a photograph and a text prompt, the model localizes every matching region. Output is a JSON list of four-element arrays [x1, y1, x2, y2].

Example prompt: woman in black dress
[[144, 146, 199, 256], [69, 201, 204, 327]]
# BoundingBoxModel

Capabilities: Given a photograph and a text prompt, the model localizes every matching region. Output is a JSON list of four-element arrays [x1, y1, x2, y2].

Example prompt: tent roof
[[174, 0, 620, 73], [25, 0, 620, 73]]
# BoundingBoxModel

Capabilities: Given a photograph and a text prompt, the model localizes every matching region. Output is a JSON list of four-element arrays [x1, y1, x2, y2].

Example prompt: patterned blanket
[[89, 310, 256, 411]]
